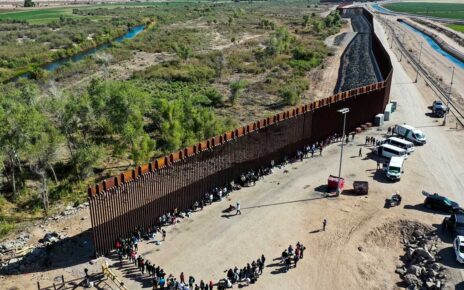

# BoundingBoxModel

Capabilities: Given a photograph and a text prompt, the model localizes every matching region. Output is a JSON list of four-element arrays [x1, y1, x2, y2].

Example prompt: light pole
[[336, 108, 349, 196], [390, 30, 394, 49], [443, 66, 455, 126], [414, 42, 423, 83], [399, 32, 405, 62]]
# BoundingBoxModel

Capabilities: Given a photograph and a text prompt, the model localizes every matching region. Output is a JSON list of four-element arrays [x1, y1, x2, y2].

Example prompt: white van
[[394, 124, 426, 144], [386, 156, 405, 180], [377, 144, 408, 159], [386, 137, 414, 153]]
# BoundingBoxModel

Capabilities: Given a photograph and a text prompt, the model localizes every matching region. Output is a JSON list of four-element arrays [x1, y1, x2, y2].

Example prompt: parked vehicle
[[443, 213, 464, 237], [453, 236, 464, 264], [432, 100, 446, 117], [386, 192, 402, 208], [394, 124, 426, 144], [423, 192, 460, 213], [353, 181, 368, 195], [385, 137, 414, 153], [386, 156, 405, 181], [377, 144, 408, 159]]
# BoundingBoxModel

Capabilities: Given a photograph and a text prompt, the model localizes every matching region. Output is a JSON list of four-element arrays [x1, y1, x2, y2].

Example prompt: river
[[43, 25, 146, 72], [400, 21, 464, 69]]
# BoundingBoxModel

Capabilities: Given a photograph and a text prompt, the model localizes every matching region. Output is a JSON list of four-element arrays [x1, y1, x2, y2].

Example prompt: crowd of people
[[107, 131, 352, 289], [220, 254, 266, 288], [114, 233, 272, 289], [280, 242, 306, 272]]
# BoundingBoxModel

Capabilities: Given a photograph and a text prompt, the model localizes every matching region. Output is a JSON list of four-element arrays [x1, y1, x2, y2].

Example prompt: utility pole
[[414, 42, 423, 83], [443, 66, 455, 126], [336, 108, 349, 196], [399, 32, 405, 62]]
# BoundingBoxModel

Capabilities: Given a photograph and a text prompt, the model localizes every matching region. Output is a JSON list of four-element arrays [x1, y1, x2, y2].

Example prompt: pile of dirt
[[364, 219, 433, 248]]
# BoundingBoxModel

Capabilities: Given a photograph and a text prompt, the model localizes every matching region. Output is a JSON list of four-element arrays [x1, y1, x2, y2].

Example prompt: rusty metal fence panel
[[88, 7, 393, 256]]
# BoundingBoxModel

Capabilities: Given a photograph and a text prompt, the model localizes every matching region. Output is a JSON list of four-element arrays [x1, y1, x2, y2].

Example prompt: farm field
[[0, 2, 187, 24], [0, 8, 86, 24], [447, 23, 464, 33], [383, 2, 464, 20]]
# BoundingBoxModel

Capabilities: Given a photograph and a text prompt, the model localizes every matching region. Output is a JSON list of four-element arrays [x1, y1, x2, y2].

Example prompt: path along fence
[[88, 7, 393, 257]]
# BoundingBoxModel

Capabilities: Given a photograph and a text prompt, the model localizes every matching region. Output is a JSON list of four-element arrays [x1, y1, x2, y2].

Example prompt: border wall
[[88, 7, 393, 256]]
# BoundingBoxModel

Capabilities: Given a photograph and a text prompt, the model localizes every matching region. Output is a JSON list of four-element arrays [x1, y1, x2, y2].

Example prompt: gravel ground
[[335, 12, 383, 93]]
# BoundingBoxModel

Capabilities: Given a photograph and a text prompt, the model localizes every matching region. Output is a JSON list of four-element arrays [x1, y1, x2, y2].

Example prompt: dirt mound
[[364, 219, 434, 248]]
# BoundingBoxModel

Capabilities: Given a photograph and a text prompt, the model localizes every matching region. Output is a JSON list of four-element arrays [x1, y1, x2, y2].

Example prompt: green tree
[[303, 15, 310, 27], [0, 83, 57, 197], [24, 0, 35, 7]]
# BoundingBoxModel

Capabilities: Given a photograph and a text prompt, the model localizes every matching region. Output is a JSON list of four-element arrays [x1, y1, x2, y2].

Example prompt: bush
[[205, 88, 224, 107], [280, 87, 300, 106], [229, 79, 248, 105], [279, 78, 309, 106], [140, 62, 216, 83]]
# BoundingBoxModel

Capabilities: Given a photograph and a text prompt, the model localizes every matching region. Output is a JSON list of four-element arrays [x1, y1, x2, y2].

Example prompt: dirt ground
[[2, 11, 464, 290], [309, 21, 354, 99]]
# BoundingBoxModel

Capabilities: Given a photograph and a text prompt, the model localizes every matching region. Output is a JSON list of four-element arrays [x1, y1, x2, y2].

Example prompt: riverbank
[[399, 18, 464, 66]]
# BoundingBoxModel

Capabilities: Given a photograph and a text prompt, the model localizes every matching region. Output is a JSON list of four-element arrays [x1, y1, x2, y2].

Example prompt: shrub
[[279, 78, 309, 106], [205, 88, 224, 107], [229, 79, 248, 106]]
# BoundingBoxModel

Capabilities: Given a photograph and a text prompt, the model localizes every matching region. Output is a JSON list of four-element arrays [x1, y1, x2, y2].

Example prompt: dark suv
[[443, 213, 464, 237], [424, 193, 460, 213]]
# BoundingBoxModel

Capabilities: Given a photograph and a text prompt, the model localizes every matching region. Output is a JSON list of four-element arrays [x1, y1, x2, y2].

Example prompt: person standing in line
[[323, 218, 327, 231], [236, 202, 241, 215], [189, 276, 195, 288], [294, 254, 299, 268], [162, 229, 166, 241], [180, 272, 185, 284], [359, 148, 362, 157], [320, 145, 323, 156]]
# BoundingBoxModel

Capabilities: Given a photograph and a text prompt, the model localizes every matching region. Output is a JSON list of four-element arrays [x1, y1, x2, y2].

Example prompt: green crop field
[[0, 8, 90, 24], [447, 23, 464, 33], [0, 2, 174, 24], [383, 2, 464, 20]]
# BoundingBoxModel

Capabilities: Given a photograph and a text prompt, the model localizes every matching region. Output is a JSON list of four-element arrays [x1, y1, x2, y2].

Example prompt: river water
[[400, 21, 464, 69], [371, 4, 392, 15], [43, 25, 145, 72]]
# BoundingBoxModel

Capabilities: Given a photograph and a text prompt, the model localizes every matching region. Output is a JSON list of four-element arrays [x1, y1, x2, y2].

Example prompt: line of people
[[280, 242, 306, 272], [221, 254, 266, 289], [109, 132, 345, 289]]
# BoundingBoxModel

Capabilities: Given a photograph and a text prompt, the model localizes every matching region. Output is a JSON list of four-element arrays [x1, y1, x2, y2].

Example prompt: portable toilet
[[375, 114, 384, 126], [384, 104, 392, 121], [390, 100, 397, 112]]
